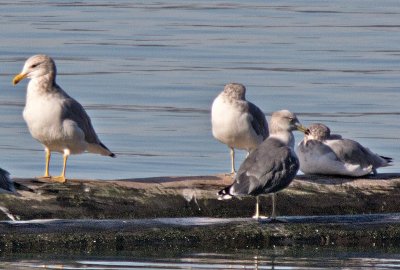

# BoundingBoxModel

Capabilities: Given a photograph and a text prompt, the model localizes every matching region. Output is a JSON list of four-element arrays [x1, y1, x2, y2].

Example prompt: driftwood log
[[0, 173, 399, 253]]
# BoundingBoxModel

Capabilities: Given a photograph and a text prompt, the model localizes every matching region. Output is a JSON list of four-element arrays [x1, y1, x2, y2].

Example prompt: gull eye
[[31, 63, 39, 68]]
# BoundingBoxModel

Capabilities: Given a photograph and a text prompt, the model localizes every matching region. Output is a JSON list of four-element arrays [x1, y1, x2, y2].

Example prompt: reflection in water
[[4, 247, 400, 269]]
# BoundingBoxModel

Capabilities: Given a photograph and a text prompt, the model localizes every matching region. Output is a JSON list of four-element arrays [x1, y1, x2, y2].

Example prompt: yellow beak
[[295, 124, 308, 133], [12, 73, 27, 85]]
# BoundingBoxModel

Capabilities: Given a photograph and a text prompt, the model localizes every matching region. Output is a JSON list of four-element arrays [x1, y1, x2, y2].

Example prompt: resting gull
[[211, 83, 268, 174], [218, 110, 306, 219], [296, 123, 392, 177], [13, 54, 115, 183]]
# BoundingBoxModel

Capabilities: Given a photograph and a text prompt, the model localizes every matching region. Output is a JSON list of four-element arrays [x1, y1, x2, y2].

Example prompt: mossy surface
[[1, 215, 400, 254], [1, 174, 400, 253]]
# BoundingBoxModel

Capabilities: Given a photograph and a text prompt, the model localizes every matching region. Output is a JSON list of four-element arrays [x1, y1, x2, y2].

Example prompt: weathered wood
[[1, 214, 400, 253], [0, 173, 399, 253], [1, 173, 399, 220]]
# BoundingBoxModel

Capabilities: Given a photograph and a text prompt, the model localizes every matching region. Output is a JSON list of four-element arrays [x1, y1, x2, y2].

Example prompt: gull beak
[[12, 73, 27, 85], [295, 123, 308, 133]]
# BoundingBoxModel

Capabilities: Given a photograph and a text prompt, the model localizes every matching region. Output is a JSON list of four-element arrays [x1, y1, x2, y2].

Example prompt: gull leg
[[257, 194, 285, 224], [252, 196, 260, 219], [271, 193, 277, 219], [230, 147, 236, 174], [37, 148, 52, 181], [267, 193, 287, 223], [223, 148, 236, 183], [44, 148, 51, 177], [252, 196, 268, 220], [51, 149, 69, 183]]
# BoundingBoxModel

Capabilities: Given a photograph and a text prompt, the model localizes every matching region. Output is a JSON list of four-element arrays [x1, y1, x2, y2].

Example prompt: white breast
[[211, 95, 260, 150], [22, 81, 87, 154], [23, 89, 63, 142]]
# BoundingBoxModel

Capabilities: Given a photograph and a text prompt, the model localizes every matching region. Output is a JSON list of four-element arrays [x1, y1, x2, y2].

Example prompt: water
[[0, 0, 398, 180], [3, 247, 400, 269], [0, 0, 399, 267]]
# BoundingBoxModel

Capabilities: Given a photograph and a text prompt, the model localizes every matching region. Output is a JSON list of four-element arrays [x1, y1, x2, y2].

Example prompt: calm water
[[3, 247, 400, 269], [0, 1, 399, 267], [0, 0, 398, 180]]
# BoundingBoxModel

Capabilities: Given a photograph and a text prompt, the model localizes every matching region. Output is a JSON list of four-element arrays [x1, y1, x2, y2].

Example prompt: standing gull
[[211, 83, 268, 174], [218, 110, 306, 219], [13, 54, 115, 183], [296, 123, 392, 177]]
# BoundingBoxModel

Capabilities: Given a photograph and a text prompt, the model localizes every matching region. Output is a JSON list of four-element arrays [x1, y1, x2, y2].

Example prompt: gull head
[[223, 83, 246, 100], [305, 123, 331, 142], [13, 54, 56, 85], [269, 110, 307, 134]]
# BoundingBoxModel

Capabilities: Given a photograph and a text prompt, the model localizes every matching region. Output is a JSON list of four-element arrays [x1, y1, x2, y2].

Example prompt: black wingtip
[[380, 155, 393, 163], [217, 187, 228, 196], [99, 142, 116, 158], [217, 186, 233, 200]]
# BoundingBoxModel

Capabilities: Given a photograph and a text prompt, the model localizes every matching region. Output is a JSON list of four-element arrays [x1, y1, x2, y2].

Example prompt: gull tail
[[380, 155, 393, 164], [100, 142, 116, 157], [87, 142, 116, 157], [217, 185, 234, 200]]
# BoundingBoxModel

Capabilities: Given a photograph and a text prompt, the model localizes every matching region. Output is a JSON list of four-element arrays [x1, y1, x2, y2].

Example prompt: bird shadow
[[258, 218, 288, 224], [114, 175, 224, 184]]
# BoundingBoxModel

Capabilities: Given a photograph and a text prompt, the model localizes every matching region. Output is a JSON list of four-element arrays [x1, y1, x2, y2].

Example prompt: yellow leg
[[37, 148, 52, 181], [44, 148, 51, 177], [51, 150, 69, 183]]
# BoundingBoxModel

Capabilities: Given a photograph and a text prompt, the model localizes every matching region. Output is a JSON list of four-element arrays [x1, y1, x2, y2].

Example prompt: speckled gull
[[296, 123, 392, 177], [211, 83, 269, 174], [13, 54, 115, 183], [218, 110, 307, 220]]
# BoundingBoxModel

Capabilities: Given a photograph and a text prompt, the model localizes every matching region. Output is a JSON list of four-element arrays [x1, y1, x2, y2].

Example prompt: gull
[[0, 168, 15, 193], [218, 110, 306, 220], [211, 83, 268, 174], [13, 54, 115, 183], [296, 123, 392, 177]]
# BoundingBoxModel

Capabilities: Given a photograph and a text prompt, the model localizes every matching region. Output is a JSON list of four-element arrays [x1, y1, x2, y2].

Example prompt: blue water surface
[[0, 0, 398, 180]]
